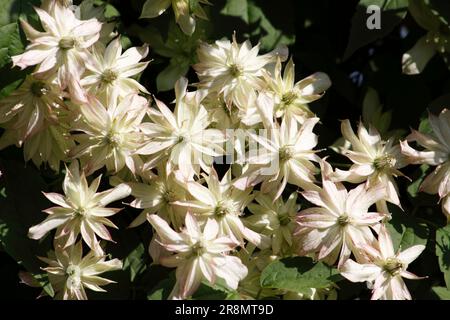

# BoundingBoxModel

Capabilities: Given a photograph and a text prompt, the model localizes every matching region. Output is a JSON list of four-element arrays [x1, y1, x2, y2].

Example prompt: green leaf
[[260, 257, 341, 293], [221, 0, 295, 51], [344, 0, 409, 59], [0, 158, 54, 297], [156, 61, 190, 92], [0, 0, 39, 26], [122, 242, 147, 282], [436, 224, 450, 289], [0, 22, 24, 68], [386, 206, 429, 252], [147, 273, 175, 300], [432, 286, 450, 299]]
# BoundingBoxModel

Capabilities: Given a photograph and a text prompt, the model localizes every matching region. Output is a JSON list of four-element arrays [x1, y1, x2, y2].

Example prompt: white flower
[[340, 224, 425, 300], [82, 37, 150, 105], [28, 162, 131, 253], [193, 34, 287, 108], [40, 241, 122, 300], [0, 75, 66, 144], [12, 2, 102, 102], [331, 120, 407, 210], [295, 160, 387, 266], [245, 192, 299, 255], [129, 166, 187, 230], [147, 212, 248, 299], [401, 109, 450, 199], [69, 94, 149, 175], [138, 78, 225, 179], [173, 168, 267, 248], [264, 57, 331, 123], [234, 95, 320, 200]]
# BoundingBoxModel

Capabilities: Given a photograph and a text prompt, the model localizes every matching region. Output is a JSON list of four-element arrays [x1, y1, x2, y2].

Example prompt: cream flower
[[147, 212, 248, 299], [140, 0, 209, 35], [264, 57, 331, 123], [82, 37, 150, 105], [401, 109, 450, 199], [332, 120, 407, 210], [245, 192, 299, 255], [40, 241, 122, 300], [12, 2, 102, 102], [340, 224, 425, 300], [138, 78, 225, 179], [193, 35, 287, 108], [234, 96, 320, 200], [129, 166, 187, 230], [70, 94, 148, 175], [173, 168, 267, 248], [295, 161, 387, 266], [28, 162, 132, 253], [0, 75, 65, 145]]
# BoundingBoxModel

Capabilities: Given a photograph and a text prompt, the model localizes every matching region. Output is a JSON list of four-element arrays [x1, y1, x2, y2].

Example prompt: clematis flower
[[264, 57, 331, 123], [128, 166, 187, 230], [401, 109, 450, 201], [40, 241, 122, 300], [340, 224, 425, 300], [193, 35, 287, 109], [331, 120, 407, 211], [0, 75, 66, 145], [81, 37, 150, 106], [295, 160, 387, 266], [234, 95, 320, 200], [138, 78, 225, 179], [140, 0, 209, 35], [245, 192, 299, 255], [28, 162, 132, 253], [173, 168, 267, 248], [147, 212, 248, 299], [11, 2, 102, 102], [69, 94, 149, 175]]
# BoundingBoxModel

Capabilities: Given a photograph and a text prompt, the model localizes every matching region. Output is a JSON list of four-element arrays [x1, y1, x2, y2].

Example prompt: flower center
[[228, 63, 243, 78], [65, 264, 82, 289], [278, 212, 291, 226], [162, 188, 177, 204], [101, 69, 118, 84], [191, 241, 206, 257], [337, 214, 349, 226], [373, 154, 396, 171], [281, 91, 297, 106], [103, 131, 122, 148], [214, 200, 236, 218], [59, 37, 77, 50], [30, 81, 48, 97], [74, 207, 86, 217], [383, 258, 403, 276], [279, 146, 293, 162]]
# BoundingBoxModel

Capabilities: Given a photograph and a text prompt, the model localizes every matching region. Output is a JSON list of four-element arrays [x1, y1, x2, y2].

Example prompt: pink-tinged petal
[[88, 220, 113, 241], [34, 7, 59, 35], [178, 259, 202, 299], [400, 270, 426, 280], [198, 257, 215, 284], [213, 255, 248, 290], [397, 245, 425, 265], [104, 37, 122, 66], [19, 18, 43, 41], [28, 214, 70, 239], [96, 183, 131, 206], [184, 212, 201, 239], [317, 226, 342, 261], [420, 163, 450, 196], [42, 192, 70, 208], [203, 218, 219, 241], [185, 182, 216, 206], [339, 259, 380, 283], [71, 18, 102, 37], [371, 273, 391, 300], [390, 276, 412, 300], [400, 140, 446, 166], [12, 48, 49, 69], [378, 224, 395, 259], [147, 214, 184, 244]]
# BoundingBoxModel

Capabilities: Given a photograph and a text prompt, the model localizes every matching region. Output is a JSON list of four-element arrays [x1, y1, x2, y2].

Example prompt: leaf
[[344, 0, 409, 60], [432, 286, 450, 299], [407, 164, 430, 198], [147, 273, 175, 300], [260, 256, 341, 293], [156, 61, 190, 92], [0, 158, 54, 297], [122, 242, 147, 283], [0, 22, 24, 69], [386, 206, 429, 252], [221, 0, 295, 51], [436, 224, 450, 289]]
